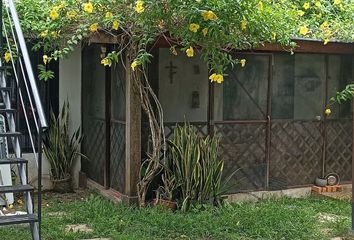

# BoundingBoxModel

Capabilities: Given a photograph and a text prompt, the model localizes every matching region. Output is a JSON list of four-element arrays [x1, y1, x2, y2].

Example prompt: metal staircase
[[0, 0, 48, 239]]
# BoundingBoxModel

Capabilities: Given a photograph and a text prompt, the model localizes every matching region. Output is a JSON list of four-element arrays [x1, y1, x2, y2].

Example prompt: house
[[54, 34, 354, 203]]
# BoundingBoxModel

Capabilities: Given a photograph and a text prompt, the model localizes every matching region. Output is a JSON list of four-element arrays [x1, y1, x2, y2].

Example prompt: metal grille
[[164, 122, 208, 139], [214, 123, 267, 192], [141, 122, 208, 160], [82, 118, 106, 185], [325, 119, 352, 182], [110, 122, 126, 192], [270, 121, 322, 187]]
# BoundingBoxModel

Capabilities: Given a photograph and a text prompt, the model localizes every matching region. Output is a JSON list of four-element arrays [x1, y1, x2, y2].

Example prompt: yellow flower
[[4, 52, 11, 63], [315, 1, 321, 7], [272, 32, 276, 41], [131, 60, 139, 71], [209, 73, 224, 84], [334, 0, 341, 5], [50, 9, 59, 20], [189, 23, 200, 33], [299, 26, 309, 36], [43, 55, 48, 65], [112, 20, 120, 30], [324, 29, 332, 37], [51, 31, 59, 39], [320, 21, 329, 30], [101, 58, 111, 67], [170, 46, 178, 56], [324, 39, 329, 45], [186, 46, 194, 57], [40, 30, 48, 38], [303, 2, 310, 10], [297, 10, 305, 16], [135, 0, 145, 13], [66, 10, 77, 19], [209, 73, 216, 82], [325, 108, 331, 115], [83, 2, 93, 13], [240, 59, 246, 67], [202, 28, 208, 37], [90, 23, 98, 32], [105, 12, 113, 18], [201, 10, 218, 21], [257, 1, 264, 11], [240, 20, 248, 31]]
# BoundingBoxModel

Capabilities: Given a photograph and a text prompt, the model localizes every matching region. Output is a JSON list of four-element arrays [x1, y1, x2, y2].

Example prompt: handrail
[[7, 0, 48, 129]]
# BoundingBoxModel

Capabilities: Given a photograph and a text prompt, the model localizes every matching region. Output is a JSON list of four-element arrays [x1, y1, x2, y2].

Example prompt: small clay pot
[[52, 177, 73, 193], [315, 177, 327, 187], [153, 198, 177, 211]]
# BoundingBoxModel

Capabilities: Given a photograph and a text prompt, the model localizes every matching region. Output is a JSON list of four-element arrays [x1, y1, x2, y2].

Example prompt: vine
[[4, 0, 354, 206]]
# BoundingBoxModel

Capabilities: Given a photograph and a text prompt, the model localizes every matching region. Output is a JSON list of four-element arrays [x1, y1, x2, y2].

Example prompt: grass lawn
[[0, 191, 353, 240]]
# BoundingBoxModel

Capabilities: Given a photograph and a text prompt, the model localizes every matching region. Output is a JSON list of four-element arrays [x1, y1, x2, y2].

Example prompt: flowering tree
[[6, 0, 354, 206]]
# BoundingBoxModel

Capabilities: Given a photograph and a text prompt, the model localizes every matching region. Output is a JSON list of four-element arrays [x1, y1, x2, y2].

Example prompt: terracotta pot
[[52, 177, 73, 193], [314, 177, 327, 187], [153, 199, 177, 211]]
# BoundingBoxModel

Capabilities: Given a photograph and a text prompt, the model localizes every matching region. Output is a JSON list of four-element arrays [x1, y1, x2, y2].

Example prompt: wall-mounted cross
[[165, 61, 177, 84]]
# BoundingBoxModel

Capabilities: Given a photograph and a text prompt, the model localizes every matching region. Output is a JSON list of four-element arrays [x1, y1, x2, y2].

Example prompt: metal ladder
[[0, 0, 48, 239]]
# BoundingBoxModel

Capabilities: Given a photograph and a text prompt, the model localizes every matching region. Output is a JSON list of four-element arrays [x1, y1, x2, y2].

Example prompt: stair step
[[0, 109, 16, 114], [0, 185, 34, 194], [0, 158, 28, 164], [0, 66, 12, 72], [0, 214, 38, 226], [0, 132, 21, 137], [0, 87, 13, 91]]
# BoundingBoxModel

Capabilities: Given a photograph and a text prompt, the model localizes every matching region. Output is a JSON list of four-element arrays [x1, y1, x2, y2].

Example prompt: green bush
[[161, 123, 236, 211]]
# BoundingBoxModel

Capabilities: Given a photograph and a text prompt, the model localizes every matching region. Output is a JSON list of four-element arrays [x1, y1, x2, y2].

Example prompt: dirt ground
[[317, 185, 352, 201]]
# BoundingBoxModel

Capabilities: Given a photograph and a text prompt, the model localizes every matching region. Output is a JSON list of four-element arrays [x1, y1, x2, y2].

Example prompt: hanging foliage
[[9, 0, 353, 82], [5, 0, 353, 206]]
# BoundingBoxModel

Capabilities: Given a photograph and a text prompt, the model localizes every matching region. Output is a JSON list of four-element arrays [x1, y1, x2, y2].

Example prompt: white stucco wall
[[26, 46, 82, 190], [29, 46, 82, 190], [59, 46, 82, 188], [25, 153, 52, 190]]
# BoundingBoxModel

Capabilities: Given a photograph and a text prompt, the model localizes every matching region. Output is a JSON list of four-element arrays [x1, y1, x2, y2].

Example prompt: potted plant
[[43, 101, 83, 193], [153, 166, 178, 210], [159, 123, 238, 212]]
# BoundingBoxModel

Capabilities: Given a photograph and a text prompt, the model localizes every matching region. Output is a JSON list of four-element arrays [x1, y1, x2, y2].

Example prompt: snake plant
[[166, 123, 237, 211], [43, 101, 83, 180]]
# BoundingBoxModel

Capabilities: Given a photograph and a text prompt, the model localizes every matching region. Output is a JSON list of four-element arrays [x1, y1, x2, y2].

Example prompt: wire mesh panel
[[214, 123, 267, 192], [164, 122, 208, 139], [82, 118, 106, 185], [109, 57, 126, 192], [270, 120, 323, 188], [141, 122, 208, 161], [110, 122, 125, 192], [82, 44, 106, 186], [325, 119, 352, 182]]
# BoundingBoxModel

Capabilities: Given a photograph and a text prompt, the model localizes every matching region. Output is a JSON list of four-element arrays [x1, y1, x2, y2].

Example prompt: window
[[271, 54, 353, 120], [214, 54, 270, 121]]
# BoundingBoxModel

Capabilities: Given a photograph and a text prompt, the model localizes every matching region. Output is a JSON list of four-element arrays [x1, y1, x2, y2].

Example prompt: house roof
[[88, 32, 354, 55]]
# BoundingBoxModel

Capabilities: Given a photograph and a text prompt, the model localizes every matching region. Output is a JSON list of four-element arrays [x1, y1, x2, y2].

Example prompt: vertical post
[[351, 100, 354, 232], [37, 124, 43, 238], [265, 54, 273, 190], [208, 81, 214, 136], [0, 0, 3, 54], [104, 44, 111, 189], [124, 54, 141, 204]]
